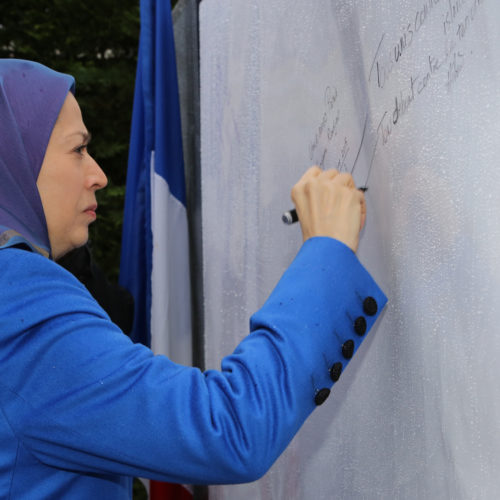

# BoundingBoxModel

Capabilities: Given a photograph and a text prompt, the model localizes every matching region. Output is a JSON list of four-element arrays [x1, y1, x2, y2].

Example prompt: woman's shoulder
[[0, 246, 76, 284], [0, 247, 107, 319], [1, 246, 54, 265]]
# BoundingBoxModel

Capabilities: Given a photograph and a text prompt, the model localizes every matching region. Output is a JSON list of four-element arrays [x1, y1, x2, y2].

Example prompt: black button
[[330, 362, 343, 382], [354, 316, 367, 336], [363, 297, 378, 316], [342, 340, 354, 359], [314, 388, 330, 406]]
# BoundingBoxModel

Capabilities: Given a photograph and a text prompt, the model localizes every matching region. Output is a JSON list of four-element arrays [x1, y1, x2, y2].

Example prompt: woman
[[0, 59, 386, 498]]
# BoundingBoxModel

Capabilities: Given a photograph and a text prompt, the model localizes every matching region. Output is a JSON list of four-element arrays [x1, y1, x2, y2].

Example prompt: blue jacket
[[0, 237, 386, 499]]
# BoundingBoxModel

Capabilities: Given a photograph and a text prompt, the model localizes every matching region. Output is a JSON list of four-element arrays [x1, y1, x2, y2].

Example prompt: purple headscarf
[[0, 59, 75, 257]]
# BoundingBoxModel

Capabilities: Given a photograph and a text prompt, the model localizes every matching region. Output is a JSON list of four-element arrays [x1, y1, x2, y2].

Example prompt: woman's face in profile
[[36, 93, 108, 259]]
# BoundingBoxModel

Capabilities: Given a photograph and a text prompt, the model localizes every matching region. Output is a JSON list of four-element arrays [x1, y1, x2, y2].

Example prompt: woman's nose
[[87, 156, 108, 190]]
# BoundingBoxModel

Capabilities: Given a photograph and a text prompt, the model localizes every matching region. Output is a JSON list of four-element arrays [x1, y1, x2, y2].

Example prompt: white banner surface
[[200, 1, 500, 498]]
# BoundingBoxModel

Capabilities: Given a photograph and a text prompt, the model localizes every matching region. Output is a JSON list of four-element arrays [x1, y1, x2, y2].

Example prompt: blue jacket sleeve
[[0, 237, 386, 484]]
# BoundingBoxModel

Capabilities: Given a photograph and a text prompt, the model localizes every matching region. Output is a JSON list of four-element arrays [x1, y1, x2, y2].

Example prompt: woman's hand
[[291, 166, 366, 252]]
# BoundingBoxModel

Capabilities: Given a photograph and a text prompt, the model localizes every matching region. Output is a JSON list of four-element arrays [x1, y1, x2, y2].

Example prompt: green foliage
[[0, 0, 141, 280], [133, 478, 148, 499]]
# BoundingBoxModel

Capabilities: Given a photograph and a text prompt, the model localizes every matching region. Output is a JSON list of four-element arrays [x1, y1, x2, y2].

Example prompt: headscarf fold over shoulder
[[0, 59, 75, 257]]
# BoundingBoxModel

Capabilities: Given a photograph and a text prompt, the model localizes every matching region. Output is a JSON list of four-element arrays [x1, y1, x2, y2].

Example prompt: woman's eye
[[74, 144, 88, 155]]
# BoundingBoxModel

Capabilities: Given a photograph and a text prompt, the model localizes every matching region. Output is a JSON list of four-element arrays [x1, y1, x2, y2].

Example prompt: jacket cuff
[[250, 236, 387, 409]]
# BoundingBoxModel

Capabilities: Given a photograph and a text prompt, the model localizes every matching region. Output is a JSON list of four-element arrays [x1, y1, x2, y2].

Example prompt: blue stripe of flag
[[120, 0, 186, 346]]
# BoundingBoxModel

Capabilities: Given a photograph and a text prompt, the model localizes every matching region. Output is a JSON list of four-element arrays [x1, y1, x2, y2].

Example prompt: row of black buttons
[[314, 296, 378, 406]]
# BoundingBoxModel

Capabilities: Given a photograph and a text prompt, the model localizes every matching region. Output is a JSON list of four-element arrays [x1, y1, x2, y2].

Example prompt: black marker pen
[[282, 187, 368, 225]]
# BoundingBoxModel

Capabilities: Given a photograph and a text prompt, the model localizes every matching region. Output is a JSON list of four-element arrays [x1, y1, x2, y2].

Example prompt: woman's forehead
[[52, 93, 88, 142], [55, 93, 83, 128]]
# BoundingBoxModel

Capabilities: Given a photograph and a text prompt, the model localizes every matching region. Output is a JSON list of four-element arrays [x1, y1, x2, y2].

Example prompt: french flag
[[120, 0, 193, 498]]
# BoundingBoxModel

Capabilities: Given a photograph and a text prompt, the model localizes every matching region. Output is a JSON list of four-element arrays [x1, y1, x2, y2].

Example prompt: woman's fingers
[[291, 167, 365, 252], [359, 189, 367, 232], [319, 168, 340, 181], [332, 171, 355, 188]]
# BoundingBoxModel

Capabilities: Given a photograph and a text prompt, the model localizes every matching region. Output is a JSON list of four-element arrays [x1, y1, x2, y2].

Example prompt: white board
[[200, 1, 500, 498]]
